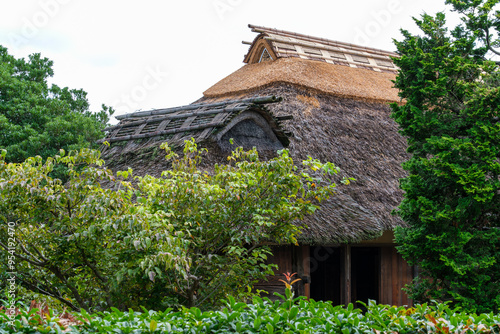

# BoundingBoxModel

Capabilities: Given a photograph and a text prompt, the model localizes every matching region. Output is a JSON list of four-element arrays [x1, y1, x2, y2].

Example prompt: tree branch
[[48, 265, 89, 312], [16, 226, 49, 263], [0, 240, 45, 266], [77, 246, 114, 308], [196, 269, 232, 306], [26, 242, 48, 262], [18, 276, 80, 311], [482, 28, 500, 56]]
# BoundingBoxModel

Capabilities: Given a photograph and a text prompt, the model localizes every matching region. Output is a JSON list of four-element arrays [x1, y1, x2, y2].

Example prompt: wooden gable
[[243, 24, 398, 73]]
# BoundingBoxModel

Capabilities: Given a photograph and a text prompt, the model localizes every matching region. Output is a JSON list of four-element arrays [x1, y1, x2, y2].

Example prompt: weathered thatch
[[198, 83, 408, 244], [101, 25, 408, 245], [102, 85, 407, 245]]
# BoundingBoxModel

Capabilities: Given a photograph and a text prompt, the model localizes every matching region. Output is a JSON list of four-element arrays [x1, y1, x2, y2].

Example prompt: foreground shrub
[[0, 141, 340, 312], [0, 148, 186, 312], [2, 295, 500, 333]]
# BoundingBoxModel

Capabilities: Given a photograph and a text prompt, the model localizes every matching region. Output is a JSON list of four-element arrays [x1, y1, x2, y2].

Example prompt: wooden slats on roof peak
[[99, 95, 290, 147], [244, 24, 398, 73], [115, 95, 282, 120]]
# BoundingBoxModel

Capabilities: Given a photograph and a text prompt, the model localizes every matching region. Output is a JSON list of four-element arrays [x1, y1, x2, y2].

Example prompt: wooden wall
[[379, 246, 414, 306], [253, 246, 293, 298], [255, 244, 414, 307]]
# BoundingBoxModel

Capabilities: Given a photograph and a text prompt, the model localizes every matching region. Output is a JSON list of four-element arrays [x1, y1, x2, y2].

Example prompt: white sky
[[0, 0, 459, 123]]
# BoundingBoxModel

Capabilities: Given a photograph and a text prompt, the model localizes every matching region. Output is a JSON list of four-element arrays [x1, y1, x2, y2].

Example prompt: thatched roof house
[[101, 25, 412, 307]]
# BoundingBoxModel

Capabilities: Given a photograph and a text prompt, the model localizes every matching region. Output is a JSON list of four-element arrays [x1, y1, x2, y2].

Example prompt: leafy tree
[[0, 45, 112, 171], [0, 148, 187, 312], [391, 2, 500, 312], [0, 141, 339, 311], [136, 140, 340, 308]]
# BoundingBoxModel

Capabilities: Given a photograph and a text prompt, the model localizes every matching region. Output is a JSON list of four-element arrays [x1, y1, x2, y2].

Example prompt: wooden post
[[379, 247, 392, 305], [302, 245, 310, 300], [392, 247, 398, 306], [340, 244, 352, 305]]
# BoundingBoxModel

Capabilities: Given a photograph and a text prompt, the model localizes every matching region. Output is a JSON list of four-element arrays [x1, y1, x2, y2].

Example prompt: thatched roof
[[100, 95, 290, 158], [101, 25, 408, 245], [206, 25, 399, 103], [203, 57, 399, 103], [198, 84, 408, 244]]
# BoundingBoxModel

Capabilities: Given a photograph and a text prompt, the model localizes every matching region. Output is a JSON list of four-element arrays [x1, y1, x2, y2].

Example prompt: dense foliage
[[0, 148, 185, 312], [2, 295, 500, 333], [391, 1, 500, 312], [0, 141, 339, 312], [136, 140, 339, 308], [0, 45, 112, 169]]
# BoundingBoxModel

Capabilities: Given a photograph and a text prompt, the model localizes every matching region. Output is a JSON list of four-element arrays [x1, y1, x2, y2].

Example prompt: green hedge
[[2, 294, 500, 333]]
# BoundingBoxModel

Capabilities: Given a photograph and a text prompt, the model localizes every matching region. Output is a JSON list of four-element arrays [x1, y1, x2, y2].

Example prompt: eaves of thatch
[[101, 25, 408, 245]]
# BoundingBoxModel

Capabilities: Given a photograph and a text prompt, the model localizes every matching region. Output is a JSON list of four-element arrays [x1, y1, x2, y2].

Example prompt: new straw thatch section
[[203, 57, 399, 104]]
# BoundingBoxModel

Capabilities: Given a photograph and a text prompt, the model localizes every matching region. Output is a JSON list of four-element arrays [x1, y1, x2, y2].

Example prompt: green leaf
[[254, 316, 262, 329], [288, 306, 299, 320], [149, 319, 157, 331]]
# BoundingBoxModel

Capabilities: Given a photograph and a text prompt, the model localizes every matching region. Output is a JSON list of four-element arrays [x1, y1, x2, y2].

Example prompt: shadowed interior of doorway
[[309, 246, 380, 308]]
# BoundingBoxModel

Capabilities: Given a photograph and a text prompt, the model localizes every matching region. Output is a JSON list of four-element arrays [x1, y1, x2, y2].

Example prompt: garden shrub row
[[2, 293, 500, 333]]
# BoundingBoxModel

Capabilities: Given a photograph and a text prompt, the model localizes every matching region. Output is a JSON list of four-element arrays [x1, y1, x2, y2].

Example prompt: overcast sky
[[0, 1, 459, 122]]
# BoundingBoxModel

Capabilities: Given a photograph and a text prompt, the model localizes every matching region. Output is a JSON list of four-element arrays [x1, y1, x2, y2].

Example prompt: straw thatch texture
[[198, 83, 409, 244], [103, 88, 407, 244], [204, 58, 399, 104]]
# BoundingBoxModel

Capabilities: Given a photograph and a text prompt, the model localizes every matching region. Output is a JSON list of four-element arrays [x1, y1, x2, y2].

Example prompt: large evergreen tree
[[391, 1, 500, 312], [0, 46, 112, 165]]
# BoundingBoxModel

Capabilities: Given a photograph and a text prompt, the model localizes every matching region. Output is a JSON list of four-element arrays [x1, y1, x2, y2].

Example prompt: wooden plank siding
[[301, 246, 310, 299], [255, 244, 413, 306], [253, 246, 294, 299], [340, 245, 352, 305], [379, 246, 413, 306]]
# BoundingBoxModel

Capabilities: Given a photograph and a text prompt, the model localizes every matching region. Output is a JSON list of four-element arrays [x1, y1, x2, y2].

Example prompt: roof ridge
[[115, 95, 282, 120], [101, 95, 288, 146], [248, 24, 397, 57]]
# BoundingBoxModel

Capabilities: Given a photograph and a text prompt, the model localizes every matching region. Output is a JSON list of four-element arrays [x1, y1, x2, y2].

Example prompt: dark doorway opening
[[351, 247, 380, 308], [309, 246, 341, 305]]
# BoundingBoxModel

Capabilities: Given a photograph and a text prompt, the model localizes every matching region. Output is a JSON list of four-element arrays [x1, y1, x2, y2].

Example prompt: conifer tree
[[392, 1, 500, 312]]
